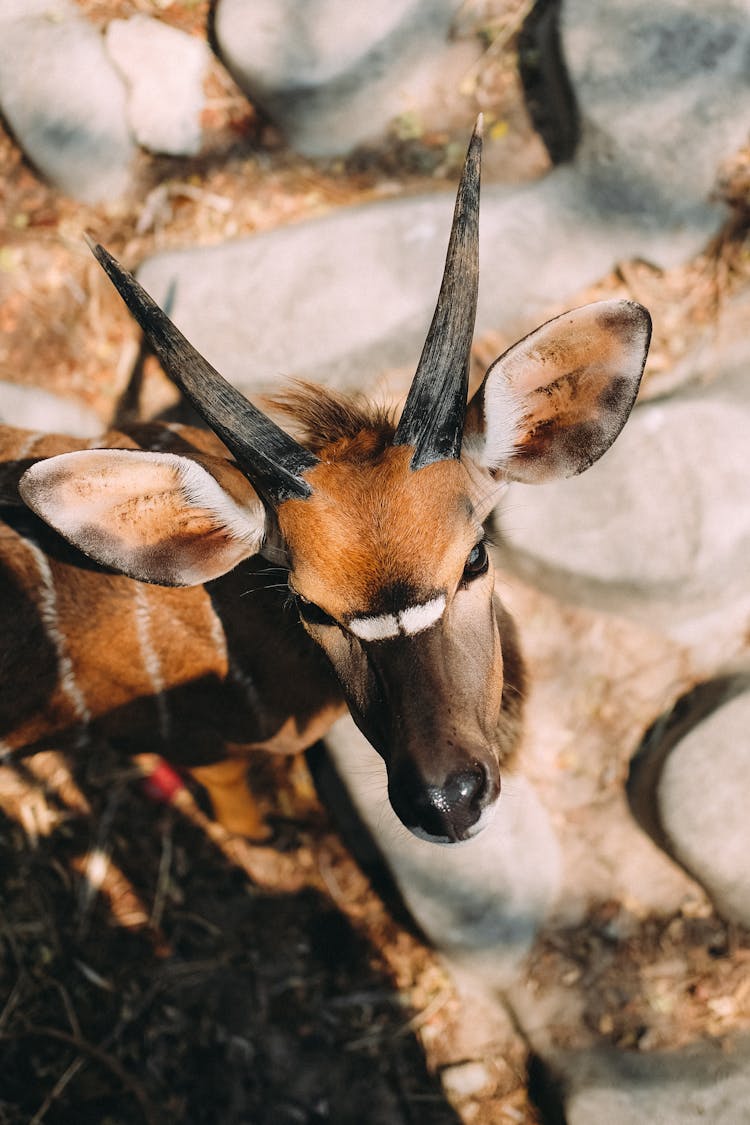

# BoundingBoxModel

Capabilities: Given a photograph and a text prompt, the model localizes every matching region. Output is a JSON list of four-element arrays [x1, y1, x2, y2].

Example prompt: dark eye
[[463, 541, 489, 582], [297, 596, 336, 628]]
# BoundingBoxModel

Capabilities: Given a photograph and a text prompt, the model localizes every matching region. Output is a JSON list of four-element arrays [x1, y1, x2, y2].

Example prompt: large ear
[[465, 300, 651, 483], [19, 449, 266, 586]]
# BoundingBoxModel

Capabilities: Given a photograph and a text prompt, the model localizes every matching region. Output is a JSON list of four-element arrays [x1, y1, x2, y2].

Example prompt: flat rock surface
[[564, 0, 750, 231], [0, 382, 102, 438], [0, 0, 135, 203], [496, 578, 697, 927], [324, 714, 562, 987], [105, 15, 210, 157], [134, 0, 750, 392], [656, 690, 750, 927], [556, 1037, 750, 1125], [494, 384, 750, 657], [213, 0, 476, 156], [134, 161, 725, 398]]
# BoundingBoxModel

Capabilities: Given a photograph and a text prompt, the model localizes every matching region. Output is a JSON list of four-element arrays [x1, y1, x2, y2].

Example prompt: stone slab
[[213, 0, 474, 157], [324, 715, 561, 986], [105, 15, 209, 157], [556, 1038, 750, 1125], [0, 0, 135, 203], [654, 689, 750, 926]]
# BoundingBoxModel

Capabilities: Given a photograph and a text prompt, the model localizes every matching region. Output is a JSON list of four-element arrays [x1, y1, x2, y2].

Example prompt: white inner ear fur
[[475, 368, 525, 473], [21, 449, 265, 552], [171, 456, 265, 550]]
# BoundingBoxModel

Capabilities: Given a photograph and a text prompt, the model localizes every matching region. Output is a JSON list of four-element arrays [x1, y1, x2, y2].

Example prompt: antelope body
[[4, 123, 651, 843]]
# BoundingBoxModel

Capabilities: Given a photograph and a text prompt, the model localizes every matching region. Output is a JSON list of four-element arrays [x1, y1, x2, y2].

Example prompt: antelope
[[4, 121, 651, 844]]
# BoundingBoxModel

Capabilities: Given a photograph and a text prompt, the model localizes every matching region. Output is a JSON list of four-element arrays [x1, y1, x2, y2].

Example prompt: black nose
[[390, 763, 497, 843]]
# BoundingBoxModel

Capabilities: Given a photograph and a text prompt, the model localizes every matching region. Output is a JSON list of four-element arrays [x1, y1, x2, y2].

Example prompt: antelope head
[[20, 120, 651, 844]]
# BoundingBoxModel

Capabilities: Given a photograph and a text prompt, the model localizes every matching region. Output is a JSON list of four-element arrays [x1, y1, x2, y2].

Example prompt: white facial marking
[[349, 613, 399, 642], [349, 595, 446, 642], [480, 366, 525, 471], [399, 595, 445, 636]]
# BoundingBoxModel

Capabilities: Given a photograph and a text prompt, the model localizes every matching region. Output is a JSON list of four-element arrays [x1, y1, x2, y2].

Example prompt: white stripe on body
[[206, 596, 229, 670], [227, 658, 266, 718], [133, 584, 171, 743], [206, 594, 272, 728], [349, 595, 446, 641], [24, 536, 92, 747]]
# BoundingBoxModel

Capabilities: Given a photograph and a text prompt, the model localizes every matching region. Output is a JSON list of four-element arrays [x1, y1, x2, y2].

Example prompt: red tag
[[142, 759, 185, 803]]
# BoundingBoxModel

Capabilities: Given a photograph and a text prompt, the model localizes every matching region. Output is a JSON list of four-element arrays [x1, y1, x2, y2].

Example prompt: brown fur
[[267, 381, 396, 458], [1, 419, 346, 835], [280, 445, 478, 619], [1, 395, 522, 839], [270, 390, 524, 831], [1, 302, 646, 838], [269, 387, 482, 616]]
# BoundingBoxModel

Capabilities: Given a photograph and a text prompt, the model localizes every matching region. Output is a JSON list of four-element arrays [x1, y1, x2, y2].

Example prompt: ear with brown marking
[[465, 300, 651, 483], [19, 449, 266, 586]]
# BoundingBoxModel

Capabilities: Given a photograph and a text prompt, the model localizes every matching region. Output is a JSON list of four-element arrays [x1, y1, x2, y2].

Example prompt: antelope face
[[21, 119, 651, 845], [279, 447, 511, 843]]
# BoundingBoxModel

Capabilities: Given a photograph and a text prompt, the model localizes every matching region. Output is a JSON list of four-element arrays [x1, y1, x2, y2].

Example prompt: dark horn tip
[[84, 233, 118, 277], [83, 233, 319, 506], [83, 232, 110, 267]]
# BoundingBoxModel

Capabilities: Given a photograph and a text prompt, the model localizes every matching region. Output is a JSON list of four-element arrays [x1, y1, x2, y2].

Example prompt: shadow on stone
[[628, 675, 750, 926], [528, 1052, 568, 1125], [306, 739, 422, 937], [627, 676, 750, 853], [519, 0, 579, 164]]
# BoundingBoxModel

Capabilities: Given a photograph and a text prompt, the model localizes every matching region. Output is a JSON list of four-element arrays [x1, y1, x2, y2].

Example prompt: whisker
[[501, 680, 525, 700], [239, 583, 290, 598]]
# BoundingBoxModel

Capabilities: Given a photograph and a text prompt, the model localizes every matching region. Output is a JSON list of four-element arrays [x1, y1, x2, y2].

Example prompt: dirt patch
[[525, 902, 750, 1054], [0, 741, 535, 1123]]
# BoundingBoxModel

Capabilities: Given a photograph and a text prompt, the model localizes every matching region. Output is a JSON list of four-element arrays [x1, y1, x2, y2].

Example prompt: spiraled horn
[[85, 236, 318, 505], [393, 116, 482, 469]]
